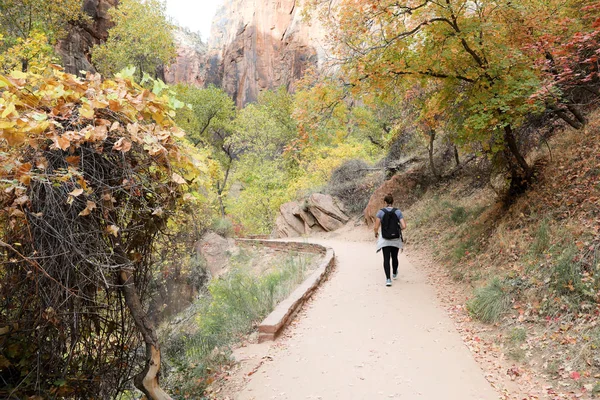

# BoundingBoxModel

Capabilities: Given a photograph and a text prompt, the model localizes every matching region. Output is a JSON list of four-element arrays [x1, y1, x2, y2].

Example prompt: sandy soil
[[209, 225, 501, 400]]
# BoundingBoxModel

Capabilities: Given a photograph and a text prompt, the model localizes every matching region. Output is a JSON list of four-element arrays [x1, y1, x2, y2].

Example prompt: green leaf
[[152, 79, 168, 95], [115, 65, 137, 80]]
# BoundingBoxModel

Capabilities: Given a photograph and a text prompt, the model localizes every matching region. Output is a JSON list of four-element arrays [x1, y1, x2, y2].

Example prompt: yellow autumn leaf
[[69, 188, 84, 197], [171, 172, 186, 185], [9, 70, 27, 80], [79, 103, 94, 119], [1, 130, 26, 146], [27, 120, 50, 135], [106, 225, 120, 237], [1, 103, 16, 118], [78, 201, 97, 216], [0, 120, 16, 129]]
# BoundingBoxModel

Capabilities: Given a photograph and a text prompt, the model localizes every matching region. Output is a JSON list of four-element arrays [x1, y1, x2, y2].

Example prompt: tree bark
[[503, 124, 532, 180], [367, 135, 385, 149], [116, 247, 171, 400], [453, 145, 460, 166], [566, 103, 586, 125], [217, 160, 232, 218], [549, 104, 584, 129]]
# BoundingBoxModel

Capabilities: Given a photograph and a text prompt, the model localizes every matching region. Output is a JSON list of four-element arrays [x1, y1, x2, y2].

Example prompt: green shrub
[[509, 327, 527, 343], [531, 219, 550, 256], [467, 277, 513, 323], [450, 206, 468, 225], [163, 253, 314, 396], [551, 246, 582, 296], [211, 217, 234, 237], [452, 239, 477, 262]]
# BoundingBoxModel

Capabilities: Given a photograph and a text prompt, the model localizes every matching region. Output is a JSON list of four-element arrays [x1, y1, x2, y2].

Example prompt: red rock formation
[[275, 194, 349, 238], [165, 28, 208, 87], [59, 0, 328, 105], [363, 173, 423, 227], [206, 0, 328, 107], [58, 0, 118, 75]]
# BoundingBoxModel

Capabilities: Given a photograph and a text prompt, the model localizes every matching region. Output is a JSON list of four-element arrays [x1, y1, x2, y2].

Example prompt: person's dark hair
[[383, 193, 394, 205]]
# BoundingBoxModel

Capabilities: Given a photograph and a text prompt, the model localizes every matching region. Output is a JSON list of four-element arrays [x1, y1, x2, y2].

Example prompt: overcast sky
[[165, 0, 222, 41]]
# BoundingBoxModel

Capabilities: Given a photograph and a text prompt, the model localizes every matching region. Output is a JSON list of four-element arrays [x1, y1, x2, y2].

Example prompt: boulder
[[195, 232, 237, 278], [273, 194, 351, 237], [307, 193, 350, 232], [292, 205, 324, 234], [275, 201, 306, 237], [363, 172, 423, 227]]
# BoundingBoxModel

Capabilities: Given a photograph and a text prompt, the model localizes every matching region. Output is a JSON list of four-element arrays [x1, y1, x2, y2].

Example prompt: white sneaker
[[386, 279, 392, 287]]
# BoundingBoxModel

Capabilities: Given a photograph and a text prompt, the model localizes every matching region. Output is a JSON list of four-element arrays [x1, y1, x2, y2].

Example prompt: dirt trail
[[224, 234, 500, 400]]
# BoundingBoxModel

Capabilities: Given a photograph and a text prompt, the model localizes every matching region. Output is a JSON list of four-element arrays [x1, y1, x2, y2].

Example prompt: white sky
[[165, 0, 222, 41]]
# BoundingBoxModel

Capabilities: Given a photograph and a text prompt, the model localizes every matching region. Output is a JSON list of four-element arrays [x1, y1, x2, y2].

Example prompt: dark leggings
[[382, 247, 400, 280]]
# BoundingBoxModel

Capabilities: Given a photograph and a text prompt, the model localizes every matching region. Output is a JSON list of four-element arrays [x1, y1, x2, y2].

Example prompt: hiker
[[373, 193, 406, 287]]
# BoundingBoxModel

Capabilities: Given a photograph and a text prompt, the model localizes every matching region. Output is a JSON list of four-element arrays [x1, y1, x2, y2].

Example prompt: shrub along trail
[[221, 231, 500, 400]]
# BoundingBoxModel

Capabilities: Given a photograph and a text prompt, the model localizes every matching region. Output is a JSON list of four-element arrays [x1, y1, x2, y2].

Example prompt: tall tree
[[0, 0, 86, 72], [173, 84, 237, 216], [91, 0, 176, 80], [313, 0, 571, 185]]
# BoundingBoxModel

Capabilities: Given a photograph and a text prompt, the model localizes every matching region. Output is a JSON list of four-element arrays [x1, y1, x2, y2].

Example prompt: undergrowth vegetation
[[161, 250, 316, 398], [405, 113, 600, 393]]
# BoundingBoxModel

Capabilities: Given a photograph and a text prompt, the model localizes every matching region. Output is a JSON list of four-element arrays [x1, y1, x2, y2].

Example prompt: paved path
[[234, 239, 499, 400]]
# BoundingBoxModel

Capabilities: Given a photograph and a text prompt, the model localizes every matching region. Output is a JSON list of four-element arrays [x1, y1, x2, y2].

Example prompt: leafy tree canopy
[[0, 0, 86, 72], [92, 0, 176, 80], [0, 66, 203, 399]]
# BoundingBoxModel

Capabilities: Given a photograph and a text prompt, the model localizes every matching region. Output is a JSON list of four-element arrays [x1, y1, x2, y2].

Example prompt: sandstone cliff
[[205, 0, 328, 107], [58, 0, 327, 107], [165, 28, 208, 87], [58, 0, 117, 75]]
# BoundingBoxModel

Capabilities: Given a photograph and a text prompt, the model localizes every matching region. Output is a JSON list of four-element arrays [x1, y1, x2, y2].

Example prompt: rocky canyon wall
[[203, 0, 328, 107], [57, 0, 327, 107], [58, 0, 117, 75], [164, 28, 209, 87]]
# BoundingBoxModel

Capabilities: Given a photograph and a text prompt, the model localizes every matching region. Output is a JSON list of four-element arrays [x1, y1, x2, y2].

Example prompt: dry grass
[[405, 109, 600, 394]]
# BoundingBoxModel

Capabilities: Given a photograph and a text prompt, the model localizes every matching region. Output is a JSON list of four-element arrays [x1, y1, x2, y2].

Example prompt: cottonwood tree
[[0, 67, 200, 399], [311, 0, 590, 189], [173, 84, 237, 216], [92, 0, 176, 81], [0, 0, 86, 72]]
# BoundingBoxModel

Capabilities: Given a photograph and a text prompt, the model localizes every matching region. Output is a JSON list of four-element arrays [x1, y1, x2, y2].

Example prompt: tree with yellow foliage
[[0, 66, 202, 399], [0, 0, 86, 72], [91, 0, 176, 81]]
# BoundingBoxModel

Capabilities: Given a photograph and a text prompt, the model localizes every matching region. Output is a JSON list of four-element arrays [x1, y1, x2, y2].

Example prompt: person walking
[[373, 193, 406, 287]]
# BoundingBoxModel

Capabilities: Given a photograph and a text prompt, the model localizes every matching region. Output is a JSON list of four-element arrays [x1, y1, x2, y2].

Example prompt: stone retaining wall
[[234, 239, 335, 343]]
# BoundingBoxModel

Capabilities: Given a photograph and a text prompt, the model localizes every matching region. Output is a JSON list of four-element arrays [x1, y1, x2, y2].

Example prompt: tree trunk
[[503, 125, 532, 180], [116, 247, 171, 400], [549, 105, 584, 129], [367, 135, 385, 149], [453, 145, 460, 166], [428, 131, 440, 179], [566, 103, 586, 125], [217, 161, 232, 218]]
